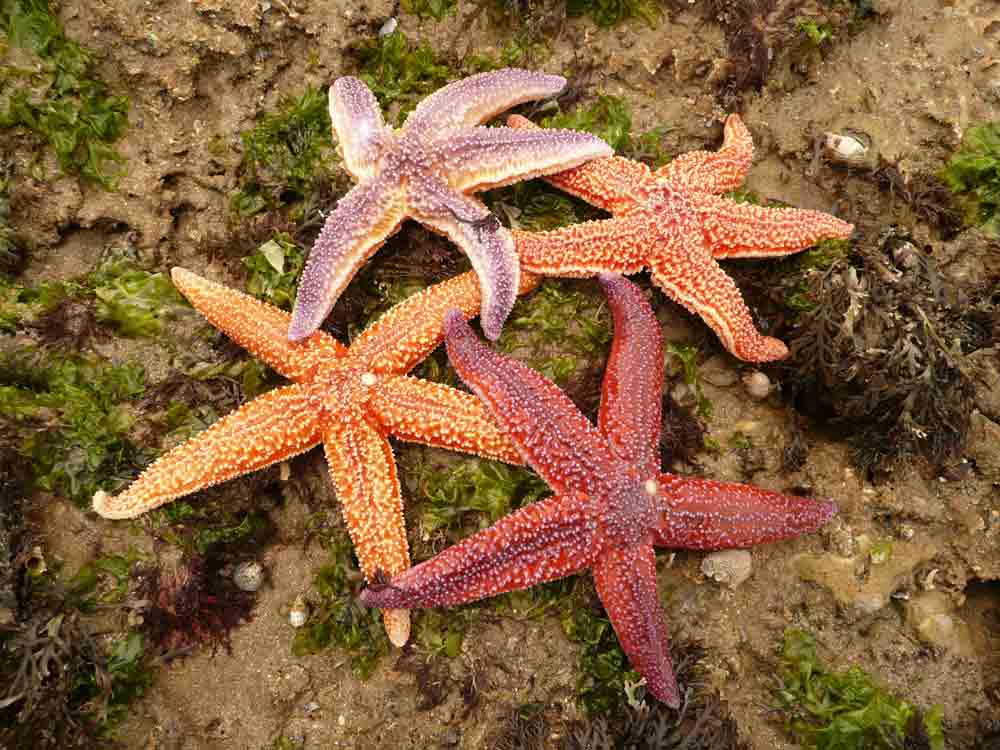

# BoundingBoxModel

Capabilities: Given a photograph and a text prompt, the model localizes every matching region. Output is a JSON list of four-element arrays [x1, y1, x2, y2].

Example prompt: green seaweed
[[941, 121, 1000, 235], [1, 246, 189, 337], [89, 254, 188, 337], [231, 87, 337, 220], [499, 280, 611, 385], [775, 629, 944, 750], [542, 95, 670, 166], [353, 31, 452, 125], [415, 457, 550, 543], [798, 19, 834, 45], [559, 579, 640, 714], [401, 0, 457, 21], [0, 0, 129, 188], [566, 0, 661, 28], [292, 531, 390, 679], [667, 342, 713, 419], [0, 164, 21, 273], [0, 347, 144, 504], [243, 235, 306, 310]]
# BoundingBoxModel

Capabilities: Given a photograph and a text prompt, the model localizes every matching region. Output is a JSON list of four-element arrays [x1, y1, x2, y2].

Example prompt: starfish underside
[[93, 268, 542, 646], [361, 274, 837, 705], [288, 69, 613, 343], [509, 114, 855, 362]]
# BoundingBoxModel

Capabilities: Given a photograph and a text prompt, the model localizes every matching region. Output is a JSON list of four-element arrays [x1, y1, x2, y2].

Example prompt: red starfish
[[509, 114, 855, 362], [361, 274, 837, 705]]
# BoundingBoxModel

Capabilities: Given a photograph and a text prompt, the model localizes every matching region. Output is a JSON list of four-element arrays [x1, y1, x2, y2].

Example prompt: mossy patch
[[941, 121, 1000, 235], [775, 629, 944, 750], [0, 0, 129, 188]]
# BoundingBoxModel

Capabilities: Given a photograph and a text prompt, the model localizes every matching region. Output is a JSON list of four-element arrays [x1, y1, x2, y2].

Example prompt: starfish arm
[[93, 385, 323, 519], [407, 69, 566, 131], [444, 312, 618, 496], [697, 195, 855, 259], [352, 270, 540, 375], [412, 180, 520, 341], [323, 410, 411, 646], [655, 114, 753, 194], [329, 77, 389, 180], [289, 173, 408, 341], [652, 473, 837, 549], [440, 126, 613, 193], [360, 491, 602, 609], [596, 274, 664, 474], [513, 218, 650, 277], [507, 114, 651, 212], [647, 229, 789, 362], [373, 376, 523, 464], [171, 268, 344, 381], [592, 544, 680, 707]]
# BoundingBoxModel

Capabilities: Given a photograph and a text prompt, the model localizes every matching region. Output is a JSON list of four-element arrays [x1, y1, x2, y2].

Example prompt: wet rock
[[793, 538, 939, 615], [905, 591, 975, 656], [701, 549, 753, 588]]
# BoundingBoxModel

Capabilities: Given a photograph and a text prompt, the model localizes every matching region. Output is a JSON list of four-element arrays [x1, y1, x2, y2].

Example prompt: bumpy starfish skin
[[93, 268, 539, 646], [288, 70, 613, 343], [508, 114, 855, 362], [361, 274, 836, 705]]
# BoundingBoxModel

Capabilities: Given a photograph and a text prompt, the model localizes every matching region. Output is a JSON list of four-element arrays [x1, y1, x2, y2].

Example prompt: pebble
[[232, 560, 265, 592], [742, 371, 771, 400], [701, 549, 753, 588]]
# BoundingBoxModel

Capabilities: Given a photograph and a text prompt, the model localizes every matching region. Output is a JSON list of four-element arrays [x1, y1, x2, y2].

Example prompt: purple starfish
[[288, 70, 613, 342], [361, 274, 836, 706]]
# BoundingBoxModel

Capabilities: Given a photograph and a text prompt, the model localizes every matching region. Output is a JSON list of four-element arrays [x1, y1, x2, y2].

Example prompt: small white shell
[[233, 560, 265, 592], [823, 131, 876, 169], [379, 17, 398, 36], [742, 371, 771, 400], [289, 595, 310, 628], [701, 549, 753, 588]]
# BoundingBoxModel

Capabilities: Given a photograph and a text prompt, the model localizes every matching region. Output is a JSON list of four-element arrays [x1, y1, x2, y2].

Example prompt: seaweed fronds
[[941, 121, 1000, 235], [0, 344, 145, 505], [242, 234, 306, 310], [134, 553, 256, 657], [566, 0, 662, 28], [562, 641, 747, 748], [230, 87, 339, 221], [775, 629, 945, 750], [0, 612, 150, 748], [783, 233, 986, 477], [352, 31, 453, 125], [0, 0, 129, 188]]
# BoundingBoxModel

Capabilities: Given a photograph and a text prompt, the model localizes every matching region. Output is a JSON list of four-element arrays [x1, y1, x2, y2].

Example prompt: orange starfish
[[93, 268, 536, 645], [509, 114, 854, 362]]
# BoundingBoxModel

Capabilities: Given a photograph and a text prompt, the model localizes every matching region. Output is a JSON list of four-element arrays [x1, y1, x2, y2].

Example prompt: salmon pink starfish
[[361, 274, 836, 705], [288, 70, 612, 343], [509, 114, 854, 362], [93, 268, 541, 646]]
